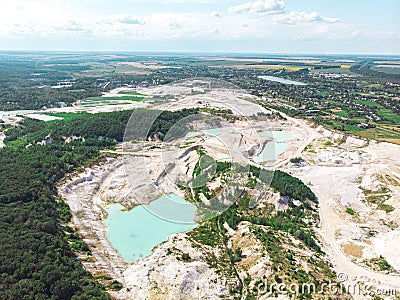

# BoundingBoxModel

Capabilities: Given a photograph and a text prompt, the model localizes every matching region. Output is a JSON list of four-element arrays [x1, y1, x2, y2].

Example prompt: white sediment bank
[[0, 132, 5, 148]]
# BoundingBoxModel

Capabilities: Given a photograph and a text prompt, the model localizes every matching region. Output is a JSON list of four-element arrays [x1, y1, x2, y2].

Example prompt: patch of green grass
[[377, 109, 400, 125], [345, 207, 355, 215], [370, 256, 393, 271], [358, 128, 400, 143], [46, 112, 87, 121], [118, 91, 146, 96], [377, 203, 395, 213], [316, 91, 328, 97], [302, 145, 317, 154], [343, 124, 364, 132], [314, 113, 400, 144], [353, 99, 380, 107], [372, 66, 400, 75], [82, 101, 130, 106], [323, 140, 334, 147], [101, 96, 145, 102], [333, 110, 349, 118]]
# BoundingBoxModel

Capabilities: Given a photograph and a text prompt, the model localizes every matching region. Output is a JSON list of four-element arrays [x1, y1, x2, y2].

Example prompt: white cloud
[[229, 0, 285, 15], [210, 28, 219, 34], [56, 21, 86, 32], [211, 11, 222, 17], [273, 11, 339, 25], [118, 16, 146, 25], [0, 1, 397, 54]]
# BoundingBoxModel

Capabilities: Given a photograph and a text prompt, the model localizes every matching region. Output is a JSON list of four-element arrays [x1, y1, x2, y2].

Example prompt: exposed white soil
[[288, 126, 400, 297], [0, 132, 5, 148], [25, 113, 63, 121], [59, 159, 129, 299], [0, 115, 23, 125], [120, 233, 231, 300]]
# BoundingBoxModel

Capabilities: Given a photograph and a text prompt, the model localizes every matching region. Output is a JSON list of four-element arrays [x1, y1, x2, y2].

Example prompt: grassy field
[[353, 99, 379, 107], [372, 66, 400, 75], [320, 118, 400, 144], [78, 95, 146, 107], [377, 109, 400, 125], [349, 127, 400, 144], [101, 96, 145, 101], [117, 91, 146, 96], [79, 101, 129, 107], [46, 112, 87, 121], [332, 110, 349, 117], [310, 67, 354, 74]]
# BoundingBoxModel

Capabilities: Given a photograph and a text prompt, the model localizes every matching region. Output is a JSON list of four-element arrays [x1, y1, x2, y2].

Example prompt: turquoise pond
[[201, 128, 221, 136], [185, 128, 221, 138], [105, 194, 197, 262], [253, 131, 294, 163], [258, 75, 306, 86]]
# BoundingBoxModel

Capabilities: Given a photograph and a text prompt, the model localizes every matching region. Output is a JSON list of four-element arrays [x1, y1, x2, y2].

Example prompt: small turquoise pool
[[185, 128, 221, 138], [105, 194, 197, 262], [253, 131, 294, 163]]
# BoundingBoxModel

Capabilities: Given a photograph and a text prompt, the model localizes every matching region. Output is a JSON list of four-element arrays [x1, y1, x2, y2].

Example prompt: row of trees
[[6, 108, 199, 145]]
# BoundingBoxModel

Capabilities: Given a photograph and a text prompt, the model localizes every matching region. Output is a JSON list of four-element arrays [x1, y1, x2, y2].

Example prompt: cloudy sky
[[1, 0, 399, 54]]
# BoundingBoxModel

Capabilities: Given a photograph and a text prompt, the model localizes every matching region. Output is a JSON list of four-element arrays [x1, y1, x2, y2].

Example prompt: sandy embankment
[[58, 159, 129, 295], [0, 132, 5, 148]]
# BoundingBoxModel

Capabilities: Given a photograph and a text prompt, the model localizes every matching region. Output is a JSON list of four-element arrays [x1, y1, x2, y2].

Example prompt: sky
[[0, 0, 399, 54]]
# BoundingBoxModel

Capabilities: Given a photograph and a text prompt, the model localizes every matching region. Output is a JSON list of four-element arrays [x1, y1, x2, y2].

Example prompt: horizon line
[[0, 49, 399, 57]]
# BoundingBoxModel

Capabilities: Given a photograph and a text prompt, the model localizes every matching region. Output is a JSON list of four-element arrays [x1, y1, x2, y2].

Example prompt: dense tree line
[[5, 111, 131, 145], [5, 108, 198, 145], [270, 170, 317, 202], [0, 138, 111, 298], [249, 166, 317, 203]]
